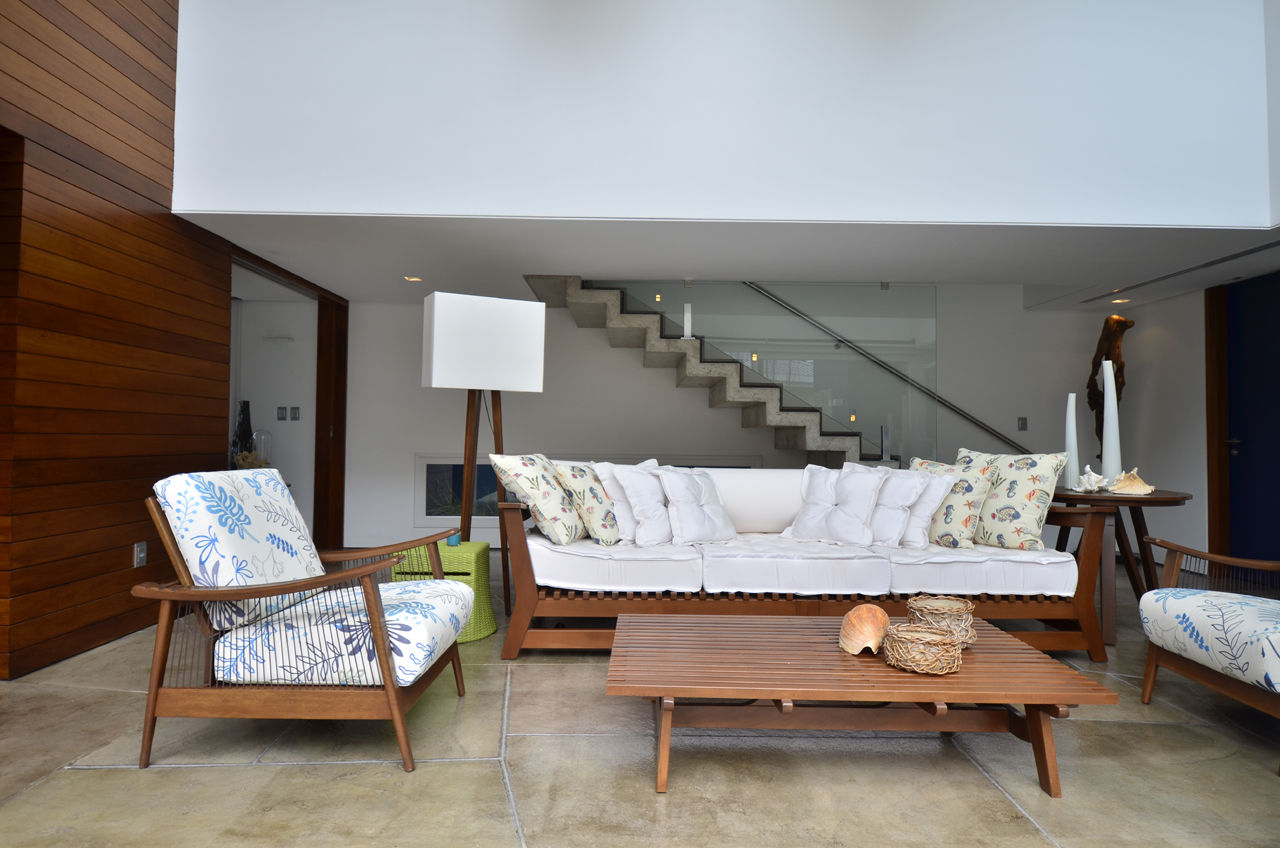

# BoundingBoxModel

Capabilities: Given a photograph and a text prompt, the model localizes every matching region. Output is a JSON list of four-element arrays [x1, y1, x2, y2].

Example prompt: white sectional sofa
[[497, 465, 1107, 662]]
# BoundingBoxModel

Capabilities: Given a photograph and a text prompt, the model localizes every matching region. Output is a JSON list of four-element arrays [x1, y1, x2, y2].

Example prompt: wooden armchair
[[1139, 538, 1280, 771], [132, 468, 474, 771]]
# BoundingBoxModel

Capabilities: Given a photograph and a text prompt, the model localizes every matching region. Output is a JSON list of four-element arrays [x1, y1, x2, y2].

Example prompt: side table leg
[[1025, 705, 1062, 798], [656, 696, 674, 793], [1100, 512, 1117, 645]]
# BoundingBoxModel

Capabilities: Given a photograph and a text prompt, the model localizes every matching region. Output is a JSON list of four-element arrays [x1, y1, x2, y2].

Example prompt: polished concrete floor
[[2, 570, 1278, 848]]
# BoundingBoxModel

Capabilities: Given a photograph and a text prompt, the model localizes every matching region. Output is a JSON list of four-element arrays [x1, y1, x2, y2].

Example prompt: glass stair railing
[[585, 280, 1029, 463]]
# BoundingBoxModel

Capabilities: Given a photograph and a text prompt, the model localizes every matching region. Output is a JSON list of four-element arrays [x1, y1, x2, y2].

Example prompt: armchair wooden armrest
[[131, 555, 398, 603]]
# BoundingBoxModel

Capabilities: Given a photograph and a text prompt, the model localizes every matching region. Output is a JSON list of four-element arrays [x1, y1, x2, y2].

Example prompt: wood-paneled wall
[[0, 0, 236, 678]]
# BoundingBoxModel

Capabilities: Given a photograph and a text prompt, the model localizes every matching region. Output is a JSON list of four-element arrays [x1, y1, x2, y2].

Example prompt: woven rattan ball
[[881, 623, 964, 675], [906, 594, 976, 645]]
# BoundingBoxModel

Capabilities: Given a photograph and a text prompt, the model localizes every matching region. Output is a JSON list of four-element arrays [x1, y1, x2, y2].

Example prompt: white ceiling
[[198, 212, 1280, 308]]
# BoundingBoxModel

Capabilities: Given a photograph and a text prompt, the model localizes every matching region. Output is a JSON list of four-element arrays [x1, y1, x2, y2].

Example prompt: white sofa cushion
[[699, 467, 804, 533], [212, 578, 473, 687], [901, 473, 956, 549], [594, 459, 658, 543], [659, 468, 736, 544], [613, 465, 674, 546], [885, 544, 1078, 596], [844, 464, 931, 547], [153, 469, 325, 629], [702, 534, 892, 595], [784, 464, 884, 546], [1140, 589, 1280, 692], [525, 533, 703, 593]]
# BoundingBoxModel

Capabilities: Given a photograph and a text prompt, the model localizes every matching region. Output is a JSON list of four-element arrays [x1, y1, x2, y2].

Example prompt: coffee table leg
[[655, 696, 674, 793], [1025, 705, 1062, 798]]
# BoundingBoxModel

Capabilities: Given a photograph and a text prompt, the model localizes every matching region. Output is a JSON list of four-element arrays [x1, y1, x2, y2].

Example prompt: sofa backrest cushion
[[782, 464, 885, 545], [698, 467, 806, 533], [594, 459, 659, 543]]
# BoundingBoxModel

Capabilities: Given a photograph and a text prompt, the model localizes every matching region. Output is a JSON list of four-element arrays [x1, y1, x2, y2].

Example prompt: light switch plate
[[133, 541, 147, 567]]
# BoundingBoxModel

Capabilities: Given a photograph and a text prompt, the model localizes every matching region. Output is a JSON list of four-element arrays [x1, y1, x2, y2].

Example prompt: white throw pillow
[[613, 466, 673, 547], [658, 468, 737, 544], [594, 459, 658, 544], [783, 464, 885, 546], [900, 472, 956, 548], [842, 463, 931, 546]]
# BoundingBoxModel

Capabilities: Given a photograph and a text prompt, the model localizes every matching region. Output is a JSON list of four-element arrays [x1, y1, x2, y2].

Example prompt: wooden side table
[[1052, 488, 1192, 644], [394, 541, 498, 642]]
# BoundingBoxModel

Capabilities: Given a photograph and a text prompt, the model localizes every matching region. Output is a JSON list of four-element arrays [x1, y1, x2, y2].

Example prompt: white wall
[[934, 285, 1102, 463], [343, 303, 799, 545], [234, 301, 319, 527], [1114, 291, 1208, 548], [175, 1, 1269, 228]]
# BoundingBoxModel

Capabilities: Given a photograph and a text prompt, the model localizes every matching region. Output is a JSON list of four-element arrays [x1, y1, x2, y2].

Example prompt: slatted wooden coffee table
[[606, 614, 1118, 797]]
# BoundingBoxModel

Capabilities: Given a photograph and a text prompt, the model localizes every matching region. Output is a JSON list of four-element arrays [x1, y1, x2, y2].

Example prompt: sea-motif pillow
[[955, 449, 1067, 551], [554, 463, 621, 546], [783, 464, 885, 546], [843, 464, 931, 547], [612, 466, 674, 547], [908, 458, 994, 549], [594, 459, 659, 544], [153, 468, 325, 629], [490, 453, 586, 546], [657, 468, 737, 545]]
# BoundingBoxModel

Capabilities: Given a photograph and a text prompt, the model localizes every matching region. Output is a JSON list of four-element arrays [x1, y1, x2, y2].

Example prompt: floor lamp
[[422, 292, 546, 613]]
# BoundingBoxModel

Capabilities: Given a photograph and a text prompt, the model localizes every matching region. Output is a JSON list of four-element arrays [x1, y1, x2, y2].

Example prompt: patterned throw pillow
[[490, 453, 586, 546], [954, 449, 1067, 551], [554, 463, 621, 546], [908, 458, 994, 549]]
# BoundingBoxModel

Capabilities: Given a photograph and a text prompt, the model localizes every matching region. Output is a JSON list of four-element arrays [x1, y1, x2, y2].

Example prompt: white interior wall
[[174, 1, 1269, 228], [344, 303, 799, 545], [1112, 291, 1208, 549], [235, 301, 319, 528]]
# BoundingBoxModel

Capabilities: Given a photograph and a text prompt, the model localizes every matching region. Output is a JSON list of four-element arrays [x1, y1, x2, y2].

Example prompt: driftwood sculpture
[[1086, 314, 1134, 458]]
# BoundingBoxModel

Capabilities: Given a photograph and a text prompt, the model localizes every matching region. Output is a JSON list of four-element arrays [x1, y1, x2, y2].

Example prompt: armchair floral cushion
[[1140, 588, 1280, 692], [153, 469, 325, 629], [214, 579, 474, 687]]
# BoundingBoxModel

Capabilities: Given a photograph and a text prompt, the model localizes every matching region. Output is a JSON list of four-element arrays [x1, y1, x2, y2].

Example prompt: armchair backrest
[[1147, 537, 1280, 600], [152, 469, 325, 629]]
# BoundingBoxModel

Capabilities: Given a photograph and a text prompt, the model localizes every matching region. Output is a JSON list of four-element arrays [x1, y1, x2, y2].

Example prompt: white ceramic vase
[[1101, 360, 1122, 482], [1064, 392, 1079, 490]]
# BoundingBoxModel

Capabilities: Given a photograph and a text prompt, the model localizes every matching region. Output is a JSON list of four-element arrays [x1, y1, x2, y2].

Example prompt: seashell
[[1109, 468, 1155, 495], [839, 604, 890, 655], [1075, 465, 1108, 492]]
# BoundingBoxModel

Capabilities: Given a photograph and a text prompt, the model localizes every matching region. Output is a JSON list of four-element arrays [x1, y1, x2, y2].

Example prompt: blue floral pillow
[[153, 469, 324, 628]]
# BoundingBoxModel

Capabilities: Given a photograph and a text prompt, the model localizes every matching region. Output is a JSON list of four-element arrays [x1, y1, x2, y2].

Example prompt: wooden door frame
[[1204, 284, 1229, 553], [231, 250, 348, 548]]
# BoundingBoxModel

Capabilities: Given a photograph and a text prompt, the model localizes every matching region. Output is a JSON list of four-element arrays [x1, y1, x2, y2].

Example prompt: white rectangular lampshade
[[422, 292, 546, 392]]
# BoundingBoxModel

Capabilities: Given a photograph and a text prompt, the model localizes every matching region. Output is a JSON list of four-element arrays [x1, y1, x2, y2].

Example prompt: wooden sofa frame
[[499, 503, 1109, 662], [1140, 537, 1280, 773], [132, 497, 465, 771]]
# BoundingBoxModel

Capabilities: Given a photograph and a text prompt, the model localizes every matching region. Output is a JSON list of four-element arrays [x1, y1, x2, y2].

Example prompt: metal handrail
[[740, 281, 1030, 454]]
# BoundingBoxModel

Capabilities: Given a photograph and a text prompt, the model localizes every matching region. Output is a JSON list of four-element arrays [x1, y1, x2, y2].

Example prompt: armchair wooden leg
[[449, 642, 465, 696], [140, 600, 176, 768], [1140, 644, 1160, 704]]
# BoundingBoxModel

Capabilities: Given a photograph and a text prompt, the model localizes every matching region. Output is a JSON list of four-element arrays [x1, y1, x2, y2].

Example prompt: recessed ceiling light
[[1111, 298, 1131, 304], [403, 275, 423, 282]]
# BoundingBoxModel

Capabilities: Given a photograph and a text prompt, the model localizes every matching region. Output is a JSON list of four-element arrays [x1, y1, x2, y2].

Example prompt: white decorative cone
[[1101, 360, 1122, 481], [1064, 393, 1079, 490]]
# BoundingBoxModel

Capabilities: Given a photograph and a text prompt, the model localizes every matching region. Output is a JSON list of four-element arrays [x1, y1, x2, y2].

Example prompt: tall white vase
[[1064, 393, 1079, 490], [1101, 360, 1122, 482]]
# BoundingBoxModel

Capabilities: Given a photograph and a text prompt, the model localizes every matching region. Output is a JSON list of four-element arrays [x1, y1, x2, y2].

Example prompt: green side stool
[[393, 540, 497, 642]]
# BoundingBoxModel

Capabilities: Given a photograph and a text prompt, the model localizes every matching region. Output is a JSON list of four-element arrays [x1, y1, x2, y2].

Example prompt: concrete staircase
[[526, 275, 867, 467]]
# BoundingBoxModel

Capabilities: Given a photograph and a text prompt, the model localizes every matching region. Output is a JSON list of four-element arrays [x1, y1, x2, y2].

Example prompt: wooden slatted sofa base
[[499, 503, 1109, 663]]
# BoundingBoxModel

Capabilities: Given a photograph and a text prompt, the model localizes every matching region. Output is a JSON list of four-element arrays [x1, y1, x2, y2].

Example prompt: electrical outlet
[[277, 406, 287, 420], [290, 406, 301, 421], [133, 541, 148, 568], [1017, 416, 1028, 431]]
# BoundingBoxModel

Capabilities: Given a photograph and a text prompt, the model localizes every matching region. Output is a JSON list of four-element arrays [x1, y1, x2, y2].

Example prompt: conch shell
[[1075, 466, 1107, 492], [1109, 468, 1155, 495], [839, 603, 890, 655]]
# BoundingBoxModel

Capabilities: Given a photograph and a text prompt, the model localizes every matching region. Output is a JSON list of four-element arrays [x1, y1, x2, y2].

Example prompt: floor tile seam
[[499, 664, 529, 848], [951, 736, 1064, 848], [7, 680, 148, 696], [63, 755, 509, 771]]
